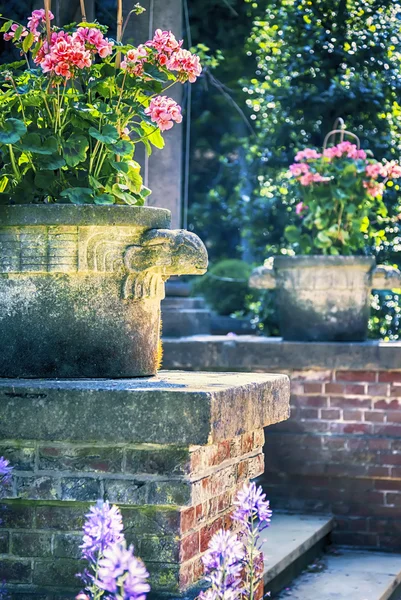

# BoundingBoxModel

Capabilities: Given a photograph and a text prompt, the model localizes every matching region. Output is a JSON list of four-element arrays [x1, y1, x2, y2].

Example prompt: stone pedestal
[[0, 371, 290, 599]]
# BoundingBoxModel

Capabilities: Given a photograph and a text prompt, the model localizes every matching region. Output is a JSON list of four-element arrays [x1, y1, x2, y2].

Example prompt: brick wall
[[262, 368, 401, 550], [0, 431, 266, 599], [162, 336, 401, 552]]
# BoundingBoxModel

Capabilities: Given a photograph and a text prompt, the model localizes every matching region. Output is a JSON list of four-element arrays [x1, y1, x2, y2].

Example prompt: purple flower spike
[[200, 530, 245, 600], [97, 542, 150, 600], [80, 500, 124, 563], [0, 458, 13, 484], [232, 482, 272, 526]]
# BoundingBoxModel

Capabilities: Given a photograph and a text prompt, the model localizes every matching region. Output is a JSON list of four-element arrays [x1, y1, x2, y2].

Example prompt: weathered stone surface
[[0, 205, 207, 378], [0, 373, 290, 598], [0, 372, 289, 444], [249, 256, 401, 342], [162, 336, 401, 372]]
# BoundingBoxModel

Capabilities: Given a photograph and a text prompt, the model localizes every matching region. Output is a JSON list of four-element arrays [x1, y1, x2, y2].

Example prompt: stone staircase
[[262, 514, 401, 599]]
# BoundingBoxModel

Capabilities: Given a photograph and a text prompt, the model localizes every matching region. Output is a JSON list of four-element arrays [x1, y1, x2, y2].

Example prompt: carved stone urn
[[250, 255, 401, 342], [0, 205, 208, 378]]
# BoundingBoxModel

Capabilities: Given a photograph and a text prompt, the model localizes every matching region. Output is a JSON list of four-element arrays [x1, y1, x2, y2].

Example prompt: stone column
[[124, 0, 183, 229], [0, 372, 290, 599]]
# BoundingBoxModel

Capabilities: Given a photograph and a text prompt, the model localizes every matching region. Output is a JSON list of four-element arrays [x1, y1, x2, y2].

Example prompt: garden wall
[[163, 337, 401, 550]]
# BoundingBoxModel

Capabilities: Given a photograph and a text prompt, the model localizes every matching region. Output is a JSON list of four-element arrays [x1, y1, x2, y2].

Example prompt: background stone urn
[[250, 256, 401, 342], [0, 205, 208, 378]]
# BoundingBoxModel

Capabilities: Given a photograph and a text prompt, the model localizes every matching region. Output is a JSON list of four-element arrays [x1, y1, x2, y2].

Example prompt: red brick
[[343, 410, 363, 421], [330, 396, 372, 408], [345, 384, 366, 395], [368, 466, 391, 477], [386, 493, 401, 506], [374, 424, 401, 436], [386, 412, 401, 423], [343, 423, 372, 435], [248, 454, 264, 479], [390, 387, 401, 398], [364, 411, 385, 423], [303, 383, 323, 394], [368, 384, 390, 397], [321, 409, 341, 420], [217, 491, 232, 513], [336, 370, 376, 382], [378, 453, 401, 466], [293, 394, 328, 408], [179, 560, 193, 589], [253, 429, 265, 448], [374, 399, 401, 410], [374, 480, 401, 491], [391, 468, 401, 478], [241, 433, 254, 454], [200, 517, 223, 552], [325, 383, 345, 394], [237, 460, 248, 483], [180, 531, 199, 562], [368, 439, 391, 450], [180, 507, 195, 534], [299, 408, 319, 419], [378, 371, 401, 383]]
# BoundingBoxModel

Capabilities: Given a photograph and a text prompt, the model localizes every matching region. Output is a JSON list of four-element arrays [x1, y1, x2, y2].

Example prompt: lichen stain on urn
[[0, 206, 208, 378]]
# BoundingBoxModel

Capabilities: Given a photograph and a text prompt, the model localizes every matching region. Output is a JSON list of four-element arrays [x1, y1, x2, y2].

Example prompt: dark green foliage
[[192, 259, 255, 316]]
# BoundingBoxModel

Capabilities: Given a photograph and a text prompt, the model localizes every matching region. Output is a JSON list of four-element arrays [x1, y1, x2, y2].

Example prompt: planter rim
[[0, 204, 171, 228], [272, 255, 376, 269]]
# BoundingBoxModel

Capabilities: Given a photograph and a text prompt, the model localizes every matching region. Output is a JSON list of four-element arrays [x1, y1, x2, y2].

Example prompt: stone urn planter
[[250, 256, 401, 342], [0, 205, 208, 378]]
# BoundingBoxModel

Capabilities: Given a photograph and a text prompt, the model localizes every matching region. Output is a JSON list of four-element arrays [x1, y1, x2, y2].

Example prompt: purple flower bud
[[80, 500, 124, 563], [97, 542, 150, 600], [232, 482, 272, 526], [0, 458, 12, 484]]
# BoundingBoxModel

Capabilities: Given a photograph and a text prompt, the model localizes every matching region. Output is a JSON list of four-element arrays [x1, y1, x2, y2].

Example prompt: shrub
[[193, 259, 256, 316]]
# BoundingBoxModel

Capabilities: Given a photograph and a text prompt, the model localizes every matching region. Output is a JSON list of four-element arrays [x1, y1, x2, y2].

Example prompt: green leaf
[[140, 122, 165, 150], [60, 187, 94, 205], [63, 135, 89, 167], [34, 170, 57, 190], [22, 32, 35, 53], [13, 25, 24, 42], [111, 139, 134, 156], [94, 193, 115, 205], [37, 155, 66, 170], [0, 20, 13, 33], [0, 118, 27, 144], [20, 134, 58, 155], [124, 161, 143, 194], [110, 161, 129, 173], [140, 185, 152, 198], [315, 231, 332, 248], [0, 175, 9, 193], [111, 183, 137, 205], [284, 225, 301, 243], [89, 125, 119, 145], [88, 175, 103, 190]]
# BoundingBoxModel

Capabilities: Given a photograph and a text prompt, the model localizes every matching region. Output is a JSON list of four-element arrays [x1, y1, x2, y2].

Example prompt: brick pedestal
[[0, 371, 290, 599]]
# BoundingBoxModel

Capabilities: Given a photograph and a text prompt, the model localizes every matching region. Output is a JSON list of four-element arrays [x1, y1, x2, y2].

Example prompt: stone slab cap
[[0, 371, 290, 445], [0, 204, 172, 228]]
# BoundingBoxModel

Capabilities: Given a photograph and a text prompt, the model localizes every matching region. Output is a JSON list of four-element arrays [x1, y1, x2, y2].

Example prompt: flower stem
[[8, 145, 20, 180]]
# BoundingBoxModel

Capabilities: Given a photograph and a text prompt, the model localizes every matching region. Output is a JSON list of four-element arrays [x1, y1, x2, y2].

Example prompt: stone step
[[261, 513, 334, 596], [274, 549, 401, 600]]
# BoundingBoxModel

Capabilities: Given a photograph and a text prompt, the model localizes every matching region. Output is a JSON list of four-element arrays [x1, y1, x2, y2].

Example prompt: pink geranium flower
[[121, 45, 148, 76], [383, 161, 401, 179], [167, 48, 202, 83], [145, 95, 183, 131], [295, 202, 308, 215], [289, 163, 309, 177], [295, 148, 322, 162]]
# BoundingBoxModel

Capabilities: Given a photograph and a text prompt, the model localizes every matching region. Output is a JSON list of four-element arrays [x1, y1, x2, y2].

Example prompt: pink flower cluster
[[144, 95, 182, 132], [289, 162, 327, 186], [383, 160, 401, 180], [167, 48, 202, 83], [4, 9, 54, 42], [34, 27, 113, 80], [74, 27, 114, 59], [323, 141, 367, 160], [363, 180, 385, 198], [294, 148, 322, 161], [122, 29, 202, 83], [121, 45, 148, 76]]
